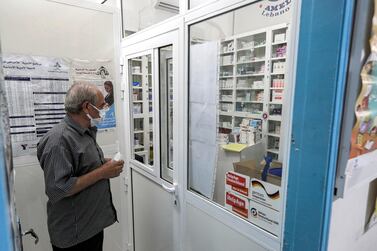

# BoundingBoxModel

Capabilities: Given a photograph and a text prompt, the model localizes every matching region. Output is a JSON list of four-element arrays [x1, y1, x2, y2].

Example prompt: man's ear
[[81, 101, 90, 114]]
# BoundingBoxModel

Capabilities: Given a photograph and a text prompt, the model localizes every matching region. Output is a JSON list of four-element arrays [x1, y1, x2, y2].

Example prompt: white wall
[[0, 0, 126, 250], [329, 179, 377, 251], [122, 0, 177, 33]]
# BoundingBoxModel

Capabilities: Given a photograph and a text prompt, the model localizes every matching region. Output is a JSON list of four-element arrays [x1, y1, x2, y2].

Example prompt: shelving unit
[[217, 24, 289, 160], [130, 55, 154, 165]]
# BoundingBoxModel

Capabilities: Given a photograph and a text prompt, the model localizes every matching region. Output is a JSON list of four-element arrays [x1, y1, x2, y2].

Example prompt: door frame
[[121, 24, 182, 251]]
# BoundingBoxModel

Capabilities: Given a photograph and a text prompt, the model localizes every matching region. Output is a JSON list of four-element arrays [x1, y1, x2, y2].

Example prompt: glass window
[[188, 1, 293, 236], [129, 54, 154, 166], [121, 0, 179, 37], [159, 45, 174, 183]]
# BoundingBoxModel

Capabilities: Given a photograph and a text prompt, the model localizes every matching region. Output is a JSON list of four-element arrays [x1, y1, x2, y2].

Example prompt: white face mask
[[87, 103, 109, 127]]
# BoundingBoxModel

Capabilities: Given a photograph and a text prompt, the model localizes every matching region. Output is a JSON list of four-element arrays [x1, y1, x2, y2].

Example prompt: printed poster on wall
[[2, 54, 71, 156], [349, 5, 377, 160], [71, 59, 116, 130], [346, 1, 377, 186]]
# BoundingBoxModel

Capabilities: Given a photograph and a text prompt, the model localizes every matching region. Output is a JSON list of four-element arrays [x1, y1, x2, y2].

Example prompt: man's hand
[[66, 160, 124, 197], [100, 160, 124, 179]]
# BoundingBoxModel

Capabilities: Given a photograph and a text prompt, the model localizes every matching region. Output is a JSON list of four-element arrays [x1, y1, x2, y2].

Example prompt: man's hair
[[65, 82, 98, 114], [104, 81, 113, 88]]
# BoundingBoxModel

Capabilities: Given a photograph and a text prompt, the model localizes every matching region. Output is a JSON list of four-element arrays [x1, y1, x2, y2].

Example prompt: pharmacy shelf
[[134, 145, 145, 150], [272, 41, 287, 45], [237, 44, 266, 51], [271, 56, 286, 60], [219, 51, 234, 55], [268, 115, 282, 121], [268, 133, 280, 138], [236, 73, 265, 77], [237, 58, 266, 64], [236, 88, 265, 90], [267, 149, 279, 154], [235, 101, 264, 103], [269, 102, 283, 105], [217, 23, 289, 160]]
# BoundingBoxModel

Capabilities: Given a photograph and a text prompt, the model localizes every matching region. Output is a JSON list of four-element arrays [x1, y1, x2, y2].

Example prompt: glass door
[[124, 29, 179, 251]]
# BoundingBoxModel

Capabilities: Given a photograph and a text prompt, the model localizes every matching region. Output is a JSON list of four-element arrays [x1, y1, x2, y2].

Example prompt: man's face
[[104, 84, 112, 94], [84, 89, 108, 119]]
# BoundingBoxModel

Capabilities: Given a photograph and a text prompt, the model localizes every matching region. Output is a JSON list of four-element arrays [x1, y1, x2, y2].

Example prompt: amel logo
[[97, 66, 110, 79], [260, 0, 291, 17], [53, 62, 62, 71]]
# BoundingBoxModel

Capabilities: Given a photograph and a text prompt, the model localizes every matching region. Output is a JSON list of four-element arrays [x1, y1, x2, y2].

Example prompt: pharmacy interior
[[127, 0, 293, 237], [123, 1, 358, 250]]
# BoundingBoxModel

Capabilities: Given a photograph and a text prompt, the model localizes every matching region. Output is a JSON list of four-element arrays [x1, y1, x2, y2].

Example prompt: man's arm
[[66, 160, 124, 197]]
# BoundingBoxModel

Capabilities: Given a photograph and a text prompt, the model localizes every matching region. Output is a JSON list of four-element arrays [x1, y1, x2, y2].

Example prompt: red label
[[233, 206, 249, 218], [231, 185, 249, 196], [226, 172, 246, 188], [226, 192, 246, 208]]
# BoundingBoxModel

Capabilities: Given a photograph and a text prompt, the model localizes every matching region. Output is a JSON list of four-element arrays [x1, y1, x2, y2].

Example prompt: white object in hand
[[113, 152, 123, 161]]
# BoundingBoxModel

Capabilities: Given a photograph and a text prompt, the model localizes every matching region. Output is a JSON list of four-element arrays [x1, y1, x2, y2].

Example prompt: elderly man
[[37, 82, 124, 251]]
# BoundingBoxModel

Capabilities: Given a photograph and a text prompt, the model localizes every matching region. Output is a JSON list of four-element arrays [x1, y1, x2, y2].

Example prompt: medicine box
[[272, 89, 283, 102], [274, 33, 286, 43]]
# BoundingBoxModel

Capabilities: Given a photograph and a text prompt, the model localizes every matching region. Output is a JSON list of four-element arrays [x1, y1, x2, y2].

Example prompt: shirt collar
[[64, 115, 90, 136]]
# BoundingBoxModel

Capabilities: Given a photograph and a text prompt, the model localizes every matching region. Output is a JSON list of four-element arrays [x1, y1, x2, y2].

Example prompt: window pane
[[129, 54, 154, 166], [159, 45, 174, 183], [121, 0, 179, 37], [188, 1, 293, 236]]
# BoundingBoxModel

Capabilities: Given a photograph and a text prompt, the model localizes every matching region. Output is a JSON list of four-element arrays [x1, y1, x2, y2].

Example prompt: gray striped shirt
[[37, 115, 117, 248]]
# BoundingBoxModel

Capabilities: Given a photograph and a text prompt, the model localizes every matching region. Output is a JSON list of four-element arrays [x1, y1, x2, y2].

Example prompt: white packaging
[[272, 89, 283, 102], [249, 200, 281, 236], [112, 152, 123, 161], [274, 33, 286, 43], [132, 66, 141, 74], [250, 178, 281, 211]]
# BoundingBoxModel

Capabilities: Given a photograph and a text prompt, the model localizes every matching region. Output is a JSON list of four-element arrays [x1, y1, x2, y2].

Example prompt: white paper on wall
[[71, 59, 116, 130], [2, 55, 71, 156], [189, 41, 218, 199]]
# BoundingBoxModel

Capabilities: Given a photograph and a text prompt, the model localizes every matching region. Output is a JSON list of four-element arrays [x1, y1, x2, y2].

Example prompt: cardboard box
[[224, 189, 249, 219], [231, 160, 282, 211], [233, 160, 281, 186], [249, 200, 281, 236]]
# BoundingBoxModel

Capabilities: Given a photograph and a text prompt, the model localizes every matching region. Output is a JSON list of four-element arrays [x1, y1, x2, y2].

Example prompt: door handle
[[22, 228, 39, 244], [161, 183, 179, 206]]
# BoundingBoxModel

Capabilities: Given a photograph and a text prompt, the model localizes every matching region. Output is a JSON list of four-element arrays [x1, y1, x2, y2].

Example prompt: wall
[[122, 0, 177, 33], [329, 180, 377, 251], [0, 0, 125, 250]]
